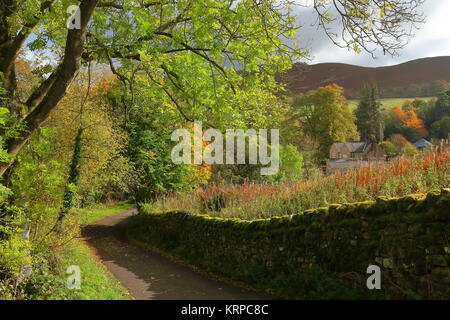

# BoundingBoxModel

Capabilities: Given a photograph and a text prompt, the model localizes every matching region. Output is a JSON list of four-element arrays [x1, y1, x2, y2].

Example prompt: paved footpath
[[82, 208, 270, 300]]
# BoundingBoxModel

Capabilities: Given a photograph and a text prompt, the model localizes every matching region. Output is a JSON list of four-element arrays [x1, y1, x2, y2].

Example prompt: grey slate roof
[[413, 138, 433, 148], [332, 141, 370, 153]]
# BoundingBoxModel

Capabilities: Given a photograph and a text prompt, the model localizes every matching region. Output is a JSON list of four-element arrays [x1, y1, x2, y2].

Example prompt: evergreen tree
[[355, 84, 384, 142]]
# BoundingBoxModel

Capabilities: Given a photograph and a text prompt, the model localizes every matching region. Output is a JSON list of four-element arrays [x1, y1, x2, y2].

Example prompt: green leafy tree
[[417, 91, 450, 137], [429, 91, 450, 125], [402, 142, 419, 157], [430, 116, 450, 139], [272, 144, 303, 182], [105, 78, 205, 202], [127, 117, 193, 203], [416, 98, 436, 126], [384, 133, 419, 156], [379, 141, 397, 157]]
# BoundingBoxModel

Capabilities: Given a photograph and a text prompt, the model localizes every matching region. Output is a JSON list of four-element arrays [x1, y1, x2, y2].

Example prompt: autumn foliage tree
[[391, 106, 428, 141], [292, 84, 359, 162], [48, 72, 132, 205]]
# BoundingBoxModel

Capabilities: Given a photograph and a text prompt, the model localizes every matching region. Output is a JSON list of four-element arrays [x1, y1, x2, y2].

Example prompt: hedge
[[127, 189, 450, 299]]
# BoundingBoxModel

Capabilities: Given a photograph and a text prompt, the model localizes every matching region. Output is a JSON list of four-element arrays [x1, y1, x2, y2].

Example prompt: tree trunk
[[0, 0, 100, 177]]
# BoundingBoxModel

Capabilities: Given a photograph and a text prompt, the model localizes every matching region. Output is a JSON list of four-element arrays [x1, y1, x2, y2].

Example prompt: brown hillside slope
[[280, 56, 450, 97]]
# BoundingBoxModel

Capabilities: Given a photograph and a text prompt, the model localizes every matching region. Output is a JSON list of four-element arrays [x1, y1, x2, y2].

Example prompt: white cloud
[[293, 0, 450, 66]]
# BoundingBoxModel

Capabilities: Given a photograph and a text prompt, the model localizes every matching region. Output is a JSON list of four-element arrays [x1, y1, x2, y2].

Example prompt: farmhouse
[[327, 140, 386, 173], [413, 138, 433, 151]]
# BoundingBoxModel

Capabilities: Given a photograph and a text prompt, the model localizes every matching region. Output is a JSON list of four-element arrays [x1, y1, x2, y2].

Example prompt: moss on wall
[[127, 189, 450, 299]]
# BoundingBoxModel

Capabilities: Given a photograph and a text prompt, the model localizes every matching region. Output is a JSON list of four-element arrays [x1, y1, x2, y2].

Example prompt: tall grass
[[143, 150, 449, 220]]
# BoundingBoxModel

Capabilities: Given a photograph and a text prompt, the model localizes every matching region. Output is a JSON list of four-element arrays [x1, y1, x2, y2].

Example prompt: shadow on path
[[82, 208, 270, 300]]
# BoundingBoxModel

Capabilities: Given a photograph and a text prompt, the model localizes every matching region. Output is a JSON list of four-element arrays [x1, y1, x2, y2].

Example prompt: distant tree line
[[345, 80, 450, 99], [378, 80, 450, 99]]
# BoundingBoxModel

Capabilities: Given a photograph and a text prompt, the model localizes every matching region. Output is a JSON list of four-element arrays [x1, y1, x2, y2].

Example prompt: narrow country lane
[[82, 208, 270, 300]]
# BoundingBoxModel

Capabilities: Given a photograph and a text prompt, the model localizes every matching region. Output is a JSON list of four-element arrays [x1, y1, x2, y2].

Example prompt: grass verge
[[60, 239, 131, 300], [58, 202, 134, 300], [74, 202, 135, 225]]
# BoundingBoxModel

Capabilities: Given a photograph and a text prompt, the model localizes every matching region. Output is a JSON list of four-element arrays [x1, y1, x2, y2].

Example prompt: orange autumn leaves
[[392, 106, 428, 139]]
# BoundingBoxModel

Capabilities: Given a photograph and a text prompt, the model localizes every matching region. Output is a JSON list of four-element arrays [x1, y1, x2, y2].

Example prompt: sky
[[25, 1, 450, 69], [293, 0, 450, 67]]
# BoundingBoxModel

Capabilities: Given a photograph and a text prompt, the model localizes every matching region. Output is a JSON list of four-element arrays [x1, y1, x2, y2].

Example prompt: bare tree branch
[[311, 0, 426, 56]]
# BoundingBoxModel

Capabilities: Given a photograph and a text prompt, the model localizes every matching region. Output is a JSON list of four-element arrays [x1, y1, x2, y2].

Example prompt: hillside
[[280, 56, 450, 98]]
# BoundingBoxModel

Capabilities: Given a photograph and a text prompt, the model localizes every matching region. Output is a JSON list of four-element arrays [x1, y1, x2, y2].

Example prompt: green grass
[[59, 202, 135, 300], [348, 97, 435, 111], [74, 201, 135, 225], [60, 239, 131, 300]]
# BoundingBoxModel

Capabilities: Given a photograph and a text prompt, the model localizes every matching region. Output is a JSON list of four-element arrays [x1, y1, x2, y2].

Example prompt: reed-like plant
[[142, 150, 449, 220]]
